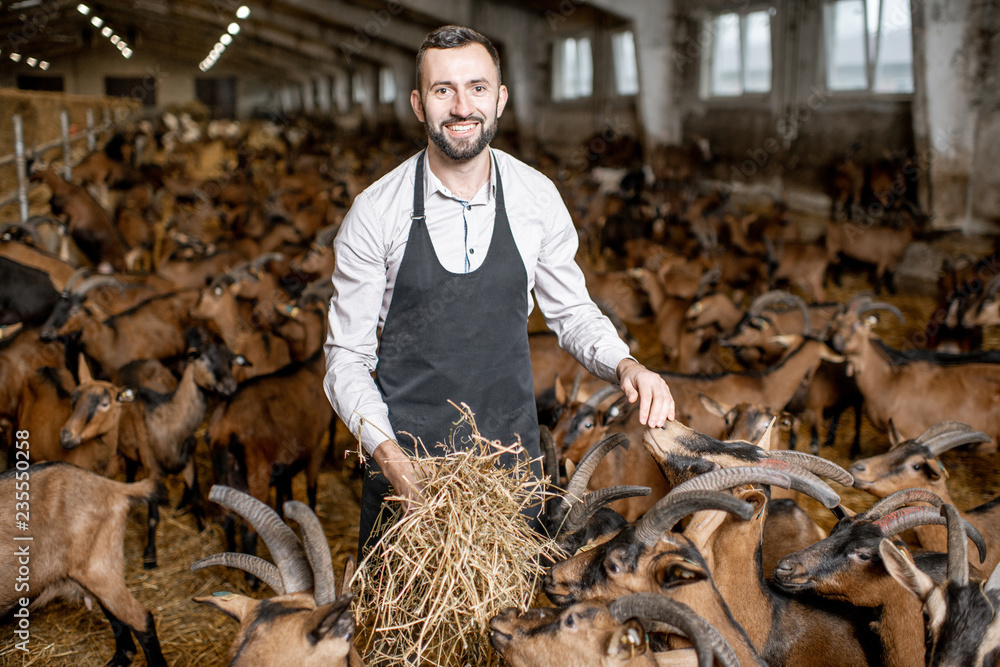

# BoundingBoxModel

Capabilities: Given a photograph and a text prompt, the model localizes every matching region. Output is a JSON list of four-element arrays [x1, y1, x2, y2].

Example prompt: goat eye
[[912, 463, 922, 470], [606, 560, 621, 575], [853, 551, 871, 562], [564, 614, 576, 629]]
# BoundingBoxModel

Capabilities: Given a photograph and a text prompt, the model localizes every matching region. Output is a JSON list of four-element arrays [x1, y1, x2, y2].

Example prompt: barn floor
[[3, 269, 1000, 667]]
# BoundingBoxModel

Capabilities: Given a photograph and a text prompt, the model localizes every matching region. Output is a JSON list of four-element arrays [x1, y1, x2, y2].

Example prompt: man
[[324, 25, 674, 557]]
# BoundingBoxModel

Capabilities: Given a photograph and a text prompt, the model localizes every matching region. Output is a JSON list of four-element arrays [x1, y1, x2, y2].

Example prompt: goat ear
[[879, 540, 935, 600], [340, 556, 355, 598], [554, 376, 567, 406], [193, 592, 257, 622], [698, 392, 729, 418], [308, 596, 355, 645], [78, 354, 94, 384], [818, 346, 845, 363], [767, 334, 796, 348], [685, 508, 731, 552], [606, 619, 647, 660], [754, 418, 776, 452], [888, 419, 904, 449]]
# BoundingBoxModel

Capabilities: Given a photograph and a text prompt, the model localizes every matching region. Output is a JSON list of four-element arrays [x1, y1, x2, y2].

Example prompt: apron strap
[[412, 150, 426, 223]]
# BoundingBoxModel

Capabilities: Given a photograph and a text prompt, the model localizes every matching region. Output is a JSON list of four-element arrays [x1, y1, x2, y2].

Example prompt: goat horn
[[855, 301, 905, 323], [756, 459, 842, 508], [986, 557, 1000, 593], [314, 223, 341, 248], [208, 485, 314, 594], [283, 501, 336, 606], [634, 490, 754, 547], [561, 485, 652, 535], [582, 384, 622, 412], [568, 368, 584, 404], [695, 266, 722, 298], [668, 466, 792, 496], [73, 275, 124, 296], [0, 221, 44, 246], [917, 422, 993, 457], [763, 450, 853, 486], [63, 267, 92, 293], [943, 504, 970, 586], [191, 553, 286, 595], [251, 252, 284, 270], [540, 425, 559, 488], [300, 281, 334, 304], [871, 505, 987, 565], [862, 488, 943, 520], [209, 272, 239, 290], [564, 433, 629, 501], [748, 290, 812, 336], [610, 594, 740, 667]]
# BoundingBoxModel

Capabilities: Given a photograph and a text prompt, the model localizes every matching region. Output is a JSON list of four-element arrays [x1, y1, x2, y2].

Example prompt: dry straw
[[353, 403, 562, 666]]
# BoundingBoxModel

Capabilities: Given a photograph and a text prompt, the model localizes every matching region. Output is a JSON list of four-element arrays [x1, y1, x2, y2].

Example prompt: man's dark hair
[[415, 25, 501, 90]]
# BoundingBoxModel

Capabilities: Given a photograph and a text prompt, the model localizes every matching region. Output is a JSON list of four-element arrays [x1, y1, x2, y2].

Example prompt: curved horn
[[540, 425, 559, 487], [943, 504, 969, 586], [0, 221, 44, 246], [748, 290, 812, 336], [208, 485, 313, 594], [250, 252, 285, 271], [191, 553, 285, 595], [695, 266, 722, 298], [763, 450, 853, 486], [634, 490, 754, 547], [564, 433, 629, 501], [63, 267, 92, 293], [568, 369, 584, 404], [756, 459, 842, 508], [284, 501, 336, 605], [73, 275, 124, 296], [582, 383, 622, 412], [209, 272, 239, 290], [610, 594, 740, 667], [299, 280, 334, 304], [855, 300, 905, 323], [915, 421, 993, 457], [861, 488, 943, 520], [871, 505, 987, 565], [668, 466, 792, 496], [314, 223, 341, 249], [561, 485, 652, 534]]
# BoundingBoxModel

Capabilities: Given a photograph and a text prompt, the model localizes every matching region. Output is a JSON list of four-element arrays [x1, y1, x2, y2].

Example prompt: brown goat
[[826, 221, 913, 294], [0, 462, 165, 666]]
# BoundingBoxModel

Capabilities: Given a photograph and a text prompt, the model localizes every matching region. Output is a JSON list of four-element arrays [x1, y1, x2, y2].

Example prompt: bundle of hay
[[353, 405, 561, 666]]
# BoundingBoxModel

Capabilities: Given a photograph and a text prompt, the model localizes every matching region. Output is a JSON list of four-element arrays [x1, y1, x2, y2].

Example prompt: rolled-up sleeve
[[323, 192, 396, 455], [531, 181, 631, 384]]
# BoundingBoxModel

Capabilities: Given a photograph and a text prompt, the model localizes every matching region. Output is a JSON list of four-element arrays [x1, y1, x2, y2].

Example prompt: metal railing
[[0, 107, 127, 221]]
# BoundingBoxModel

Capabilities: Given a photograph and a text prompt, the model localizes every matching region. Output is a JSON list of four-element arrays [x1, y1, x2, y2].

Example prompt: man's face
[[411, 44, 508, 162]]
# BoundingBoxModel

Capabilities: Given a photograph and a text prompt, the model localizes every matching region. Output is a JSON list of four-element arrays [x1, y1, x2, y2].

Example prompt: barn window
[[552, 35, 593, 100], [379, 67, 396, 104], [823, 0, 913, 93], [612, 30, 639, 96], [702, 9, 773, 98], [351, 71, 366, 106]]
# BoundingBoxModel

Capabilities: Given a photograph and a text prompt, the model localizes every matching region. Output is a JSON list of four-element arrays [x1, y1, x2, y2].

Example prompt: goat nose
[[849, 462, 866, 473], [60, 429, 80, 448], [774, 558, 798, 578]]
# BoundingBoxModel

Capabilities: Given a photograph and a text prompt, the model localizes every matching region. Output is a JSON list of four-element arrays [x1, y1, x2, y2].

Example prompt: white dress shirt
[[324, 147, 630, 455]]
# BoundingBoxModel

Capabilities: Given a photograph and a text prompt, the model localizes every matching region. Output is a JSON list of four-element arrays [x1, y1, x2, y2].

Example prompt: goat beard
[[425, 113, 499, 162]]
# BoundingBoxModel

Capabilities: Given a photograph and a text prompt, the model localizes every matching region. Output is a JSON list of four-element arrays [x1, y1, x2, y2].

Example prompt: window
[[823, 0, 913, 93], [379, 67, 396, 104], [351, 71, 366, 105], [611, 31, 639, 96], [552, 36, 593, 100], [702, 9, 773, 97]]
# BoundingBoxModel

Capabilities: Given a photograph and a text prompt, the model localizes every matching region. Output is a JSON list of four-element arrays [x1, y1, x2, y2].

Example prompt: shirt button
[[469, 248, 475, 254], [466, 205, 472, 211]]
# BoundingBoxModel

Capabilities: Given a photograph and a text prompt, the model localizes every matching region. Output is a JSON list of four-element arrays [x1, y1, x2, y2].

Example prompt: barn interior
[[2, 0, 1000, 665]]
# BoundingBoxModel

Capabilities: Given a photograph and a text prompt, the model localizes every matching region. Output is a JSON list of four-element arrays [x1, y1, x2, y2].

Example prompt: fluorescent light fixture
[[122, 48, 132, 58], [77, 3, 90, 14], [236, 5, 250, 19], [227, 22, 240, 34], [39, 61, 50, 70], [102, 26, 112, 37], [91, 16, 103, 27], [117, 41, 126, 51], [26, 57, 37, 66], [220, 34, 232, 45], [110, 34, 120, 44], [10, 52, 22, 62]]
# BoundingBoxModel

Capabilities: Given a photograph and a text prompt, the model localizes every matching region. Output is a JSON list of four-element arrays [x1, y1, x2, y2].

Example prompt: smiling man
[[324, 25, 674, 557]]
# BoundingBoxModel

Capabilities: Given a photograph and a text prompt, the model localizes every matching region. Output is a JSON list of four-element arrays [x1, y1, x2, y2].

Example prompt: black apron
[[358, 151, 542, 557]]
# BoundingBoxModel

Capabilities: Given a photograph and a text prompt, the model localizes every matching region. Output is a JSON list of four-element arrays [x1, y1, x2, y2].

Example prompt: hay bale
[[353, 405, 561, 667]]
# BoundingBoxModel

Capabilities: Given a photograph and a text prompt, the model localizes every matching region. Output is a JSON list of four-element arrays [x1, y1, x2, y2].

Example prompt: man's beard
[[426, 113, 499, 162]]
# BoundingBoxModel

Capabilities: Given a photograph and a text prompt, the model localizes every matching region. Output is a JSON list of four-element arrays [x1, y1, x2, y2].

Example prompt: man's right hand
[[372, 439, 426, 514]]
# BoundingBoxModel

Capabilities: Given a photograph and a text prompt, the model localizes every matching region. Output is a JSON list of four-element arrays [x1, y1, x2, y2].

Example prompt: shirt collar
[[423, 147, 496, 206]]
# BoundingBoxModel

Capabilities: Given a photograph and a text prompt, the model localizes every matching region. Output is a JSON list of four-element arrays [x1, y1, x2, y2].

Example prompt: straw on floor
[[352, 404, 562, 667]]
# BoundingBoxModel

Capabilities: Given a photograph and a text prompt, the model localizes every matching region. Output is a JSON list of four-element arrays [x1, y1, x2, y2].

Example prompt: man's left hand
[[616, 358, 675, 428]]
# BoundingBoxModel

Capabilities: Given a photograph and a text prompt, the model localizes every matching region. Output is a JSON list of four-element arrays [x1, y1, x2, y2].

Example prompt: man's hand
[[373, 439, 426, 514], [616, 358, 675, 428]]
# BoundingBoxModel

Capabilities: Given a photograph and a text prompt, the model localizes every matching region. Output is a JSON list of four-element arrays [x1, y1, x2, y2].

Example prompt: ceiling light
[[110, 34, 120, 44], [236, 5, 250, 19], [77, 3, 90, 14], [26, 57, 37, 66], [101, 26, 112, 37], [10, 52, 21, 62], [227, 22, 240, 34], [122, 48, 132, 58], [220, 34, 232, 45], [91, 16, 103, 27], [39, 61, 50, 70], [117, 41, 126, 51]]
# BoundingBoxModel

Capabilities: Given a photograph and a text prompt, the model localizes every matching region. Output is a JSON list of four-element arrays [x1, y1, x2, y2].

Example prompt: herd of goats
[[1, 114, 999, 666]]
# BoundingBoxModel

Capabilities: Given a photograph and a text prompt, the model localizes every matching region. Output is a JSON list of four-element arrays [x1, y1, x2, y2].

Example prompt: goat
[[192, 486, 362, 666], [768, 240, 828, 303], [0, 327, 65, 441], [39, 271, 165, 343], [0, 237, 76, 289], [0, 257, 60, 327], [207, 351, 331, 559], [829, 301, 1000, 449], [490, 594, 740, 667], [825, 220, 913, 294], [774, 488, 988, 667], [0, 462, 166, 666], [881, 504, 1000, 667], [848, 421, 1000, 572]]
